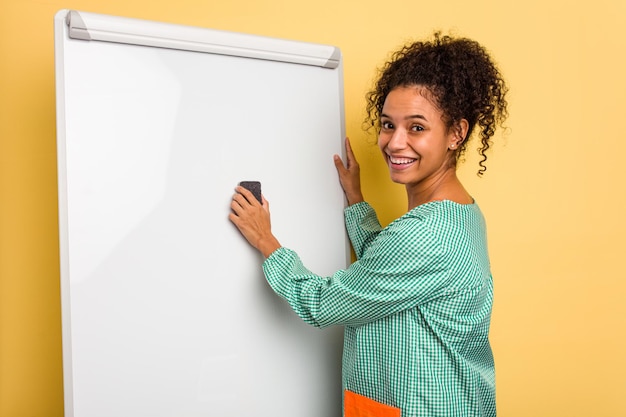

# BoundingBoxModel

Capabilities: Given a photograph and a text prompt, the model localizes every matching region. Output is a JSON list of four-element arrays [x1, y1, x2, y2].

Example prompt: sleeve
[[344, 202, 384, 259], [262, 216, 456, 328]]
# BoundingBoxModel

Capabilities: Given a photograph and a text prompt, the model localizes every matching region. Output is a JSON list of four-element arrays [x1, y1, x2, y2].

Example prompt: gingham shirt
[[263, 201, 495, 417]]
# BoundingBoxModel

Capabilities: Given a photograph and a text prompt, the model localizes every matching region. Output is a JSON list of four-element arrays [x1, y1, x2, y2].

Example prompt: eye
[[381, 120, 394, 130], [410, 125, 424, 132]]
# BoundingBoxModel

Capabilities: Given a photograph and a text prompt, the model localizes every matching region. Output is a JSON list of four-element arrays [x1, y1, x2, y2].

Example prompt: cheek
[[377, 134, 387, 151]]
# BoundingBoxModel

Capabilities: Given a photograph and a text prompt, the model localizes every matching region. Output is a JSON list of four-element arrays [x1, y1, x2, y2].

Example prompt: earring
[[450, 143, 457, 149]]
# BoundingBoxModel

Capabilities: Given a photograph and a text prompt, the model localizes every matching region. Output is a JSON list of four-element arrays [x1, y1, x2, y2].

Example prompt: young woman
[[229, 32, 508, 417]]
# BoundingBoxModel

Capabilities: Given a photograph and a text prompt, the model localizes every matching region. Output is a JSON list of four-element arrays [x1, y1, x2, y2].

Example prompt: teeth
[[389, 156, 415, 164]]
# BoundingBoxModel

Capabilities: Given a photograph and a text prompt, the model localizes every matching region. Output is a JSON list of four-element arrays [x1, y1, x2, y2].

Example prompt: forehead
[[381, 85, 443, 119]]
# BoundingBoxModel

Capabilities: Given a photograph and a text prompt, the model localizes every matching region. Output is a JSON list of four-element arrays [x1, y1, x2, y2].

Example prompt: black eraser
[[239, 181, 262, 203]]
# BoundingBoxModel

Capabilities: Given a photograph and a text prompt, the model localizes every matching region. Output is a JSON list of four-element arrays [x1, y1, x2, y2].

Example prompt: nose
[[385, 128, 407, 151]]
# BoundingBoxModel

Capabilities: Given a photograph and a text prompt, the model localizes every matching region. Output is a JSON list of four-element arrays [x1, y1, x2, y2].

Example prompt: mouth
[[387, 154, 417, 168]]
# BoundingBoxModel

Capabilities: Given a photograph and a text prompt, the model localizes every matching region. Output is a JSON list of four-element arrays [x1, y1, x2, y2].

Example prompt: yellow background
[[1, 0, 625, 416]]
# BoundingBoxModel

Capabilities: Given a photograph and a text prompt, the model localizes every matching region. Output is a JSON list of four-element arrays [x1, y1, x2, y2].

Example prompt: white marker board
[[54, 10, 347, 417]]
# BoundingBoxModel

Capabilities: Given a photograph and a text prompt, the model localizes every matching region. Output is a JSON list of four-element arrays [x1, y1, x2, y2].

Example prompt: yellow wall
[[1, 0, 625, 415]]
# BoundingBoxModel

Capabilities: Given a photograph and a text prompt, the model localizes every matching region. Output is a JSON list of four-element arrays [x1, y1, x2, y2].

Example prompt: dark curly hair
[[365, 32, 509, 176]]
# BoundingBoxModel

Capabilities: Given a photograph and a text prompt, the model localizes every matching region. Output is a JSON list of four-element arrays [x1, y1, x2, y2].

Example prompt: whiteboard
[[54, 10, 347, 417]]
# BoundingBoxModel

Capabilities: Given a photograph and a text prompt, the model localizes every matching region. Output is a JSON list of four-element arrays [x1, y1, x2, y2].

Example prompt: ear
[[448, 119, 469, 150]]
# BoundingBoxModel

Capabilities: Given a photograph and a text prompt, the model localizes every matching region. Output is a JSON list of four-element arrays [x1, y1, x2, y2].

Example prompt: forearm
[[344, 190, 365, 207], [263, 247, 328, 327], [256, 234, 282, 258]]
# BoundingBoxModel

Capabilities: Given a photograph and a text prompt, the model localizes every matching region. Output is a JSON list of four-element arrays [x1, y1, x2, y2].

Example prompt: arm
[[263, 218, 455, 328], [344, 202, 383, 259], [334, 137, 384, 257]]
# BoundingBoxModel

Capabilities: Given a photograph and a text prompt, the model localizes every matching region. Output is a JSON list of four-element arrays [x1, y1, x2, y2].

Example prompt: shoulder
[[403, 200, 484, 228], [405, 199, 482, 219], [393, 201, 486, 249]]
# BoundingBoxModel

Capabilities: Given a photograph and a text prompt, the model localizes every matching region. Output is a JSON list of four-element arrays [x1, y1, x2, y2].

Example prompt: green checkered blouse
[[263, 201, 495, 417]]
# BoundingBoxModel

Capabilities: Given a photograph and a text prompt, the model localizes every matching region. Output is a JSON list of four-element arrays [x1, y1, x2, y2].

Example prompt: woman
[[229, 32, 508, 417]]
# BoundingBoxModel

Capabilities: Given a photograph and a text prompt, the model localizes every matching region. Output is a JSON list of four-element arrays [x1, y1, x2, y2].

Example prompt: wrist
[[256, 235, 281, 258], [346, 193, 364, 206]]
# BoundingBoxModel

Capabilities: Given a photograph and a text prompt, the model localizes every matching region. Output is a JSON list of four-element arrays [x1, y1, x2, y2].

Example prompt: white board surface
[[54, 10, 347, 417]]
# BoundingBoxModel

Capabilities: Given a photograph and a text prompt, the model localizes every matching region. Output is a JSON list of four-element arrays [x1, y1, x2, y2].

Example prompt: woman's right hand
[[333, 137, 364, 206], [229, 186, 281, 258]]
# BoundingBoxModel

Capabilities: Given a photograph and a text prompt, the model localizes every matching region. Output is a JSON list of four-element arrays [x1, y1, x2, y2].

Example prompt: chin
[[388, 173, 411, 185]]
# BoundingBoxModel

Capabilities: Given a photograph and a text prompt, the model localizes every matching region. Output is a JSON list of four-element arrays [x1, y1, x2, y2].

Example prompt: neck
[[405, 168, 471, 210]]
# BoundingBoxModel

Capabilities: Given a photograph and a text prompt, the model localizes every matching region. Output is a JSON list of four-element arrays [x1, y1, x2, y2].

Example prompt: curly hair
[[365, 32, 509, 176]]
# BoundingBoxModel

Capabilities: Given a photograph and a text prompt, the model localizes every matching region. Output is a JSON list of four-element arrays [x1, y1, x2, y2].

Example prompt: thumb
[[333, 154, 346, 173]]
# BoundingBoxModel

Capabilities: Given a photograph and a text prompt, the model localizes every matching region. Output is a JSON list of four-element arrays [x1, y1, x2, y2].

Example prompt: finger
[[228, 211, 240, 224], [236, 186, 260, 205], [345, 138, 358, 168], [231, 192, 255, 213], [230, 196, 246, 215], [333, 154, 346, 173]]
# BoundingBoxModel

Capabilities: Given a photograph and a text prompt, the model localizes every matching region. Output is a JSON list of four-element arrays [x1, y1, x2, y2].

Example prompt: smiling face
[[378, 85, 462, 191]]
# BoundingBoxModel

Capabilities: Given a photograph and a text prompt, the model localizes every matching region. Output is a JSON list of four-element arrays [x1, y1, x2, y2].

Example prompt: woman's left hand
[[334, 137, 364, 206], [229, 186, 281, 258]]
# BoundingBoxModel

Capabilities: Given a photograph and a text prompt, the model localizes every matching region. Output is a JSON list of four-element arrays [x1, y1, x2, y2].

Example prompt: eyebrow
[[380, 113, 428, 122]]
